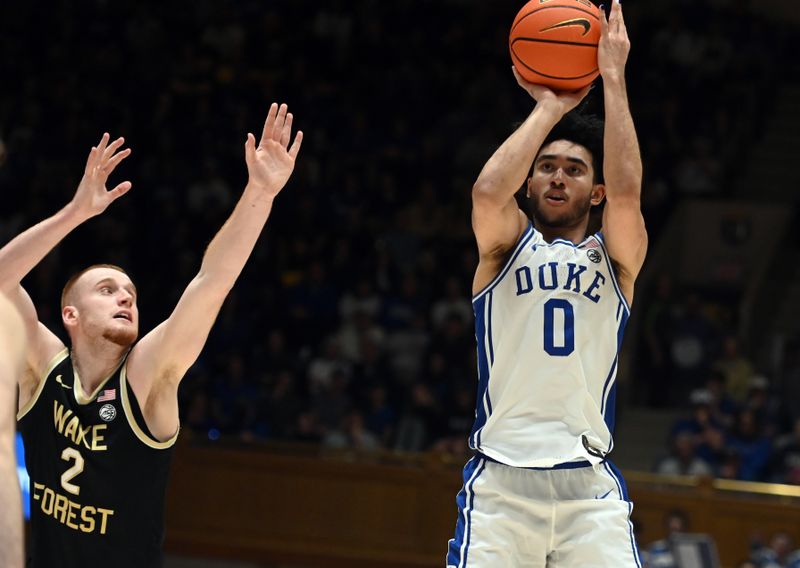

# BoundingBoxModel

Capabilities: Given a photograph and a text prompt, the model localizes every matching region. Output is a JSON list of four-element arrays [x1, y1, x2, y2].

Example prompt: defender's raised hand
[[244, 102, 303, 200], [71, 133, 132, 219]]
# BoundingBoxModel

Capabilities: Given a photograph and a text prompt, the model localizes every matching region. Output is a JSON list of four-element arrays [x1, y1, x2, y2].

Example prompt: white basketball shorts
[[446, 455, 643, 567]]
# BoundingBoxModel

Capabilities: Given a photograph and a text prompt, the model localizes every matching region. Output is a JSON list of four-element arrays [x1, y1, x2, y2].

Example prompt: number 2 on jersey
[[61, 447, 85, 496], [543, 299, 574, 356]]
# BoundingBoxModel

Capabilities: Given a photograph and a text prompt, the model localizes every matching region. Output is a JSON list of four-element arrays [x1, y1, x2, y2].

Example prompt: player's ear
[[526, 176, 533, 198], [62, 306, 79, 328], [590, 183, 605, 206]]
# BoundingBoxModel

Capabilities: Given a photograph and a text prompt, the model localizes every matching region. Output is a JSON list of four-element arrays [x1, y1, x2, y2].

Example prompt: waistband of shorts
[[475, 452, 594, 470]]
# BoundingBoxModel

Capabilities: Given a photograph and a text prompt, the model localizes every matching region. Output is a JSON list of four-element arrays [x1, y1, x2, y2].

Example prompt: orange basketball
[[509, 0, 602, 92]]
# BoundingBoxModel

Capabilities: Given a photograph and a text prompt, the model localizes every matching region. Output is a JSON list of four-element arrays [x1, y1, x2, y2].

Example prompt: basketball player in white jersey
[[0, 295, 26, 568], [0, 103, 301, 567], [447, 2, 647, 566]]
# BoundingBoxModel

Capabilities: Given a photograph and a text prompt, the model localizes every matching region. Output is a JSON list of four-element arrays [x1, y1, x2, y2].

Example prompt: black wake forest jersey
[[17, 349, 177, 568]]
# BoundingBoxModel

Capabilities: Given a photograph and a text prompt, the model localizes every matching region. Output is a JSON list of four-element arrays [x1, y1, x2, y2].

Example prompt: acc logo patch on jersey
[[99, 403, 117, 422], [587, 249, 602, 264]]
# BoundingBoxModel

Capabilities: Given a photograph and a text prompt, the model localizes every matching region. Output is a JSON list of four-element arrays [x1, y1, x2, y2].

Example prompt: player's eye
[[100, 287, 112, 294]]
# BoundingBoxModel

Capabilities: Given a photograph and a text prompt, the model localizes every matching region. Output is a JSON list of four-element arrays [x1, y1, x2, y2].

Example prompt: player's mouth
[[113, 311, 132, 322], [544, 191, 568, 205]]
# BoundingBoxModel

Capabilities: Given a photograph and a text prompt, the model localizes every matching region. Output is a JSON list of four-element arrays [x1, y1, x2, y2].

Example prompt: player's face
[[526, 140, 605, 229], [63, 268, 139, 347]]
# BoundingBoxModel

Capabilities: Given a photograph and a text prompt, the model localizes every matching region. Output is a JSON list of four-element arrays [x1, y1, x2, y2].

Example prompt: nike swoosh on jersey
[[55, 374, 71, 389], [540, 18, 591, 36], [595, 489, 613, 500]]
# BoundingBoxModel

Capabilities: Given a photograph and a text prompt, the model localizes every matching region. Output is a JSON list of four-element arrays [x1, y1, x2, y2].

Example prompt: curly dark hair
[[539, 110, 605, 184]]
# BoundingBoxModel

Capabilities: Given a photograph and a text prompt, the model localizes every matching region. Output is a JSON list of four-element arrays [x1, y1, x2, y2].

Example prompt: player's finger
[[96, 132, 110, 156], [260, 103, 279, 146], [85, 146, 99, 173], [512, 66, 536, 92], [610, 0, 622, 33], [101, 137, 125, 163], [272, 103, 288, 141], [108, 181, 132, 200], [102, 148, 132, 173], [599, 5, 609, 35], [244, 132, 257, 165], [288, 130, 303, 160], [280, 113, 293, 148]]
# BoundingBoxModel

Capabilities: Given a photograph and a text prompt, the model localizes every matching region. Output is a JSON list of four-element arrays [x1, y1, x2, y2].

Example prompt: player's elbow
[[472, 181, 507, 209], [604, 175, 642, 205], [193, 270, 236, 300]]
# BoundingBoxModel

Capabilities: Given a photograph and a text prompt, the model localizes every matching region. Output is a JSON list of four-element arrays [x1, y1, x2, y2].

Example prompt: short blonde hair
[[61, 264, 129, 309]]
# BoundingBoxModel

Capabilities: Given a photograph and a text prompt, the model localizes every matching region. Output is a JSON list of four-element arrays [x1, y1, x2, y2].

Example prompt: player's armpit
[[6, 286, 64, 394], [472, 201, 528, 294]]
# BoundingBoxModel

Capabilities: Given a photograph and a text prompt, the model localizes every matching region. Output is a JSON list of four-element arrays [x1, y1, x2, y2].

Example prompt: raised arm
[[598, 0, 647, 302], [472, 71, 590, 294], [0, 134, 131, 385], [127, 102, 303, 441]]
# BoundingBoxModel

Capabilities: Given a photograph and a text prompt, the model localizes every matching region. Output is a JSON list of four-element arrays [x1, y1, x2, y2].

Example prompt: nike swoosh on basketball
[[55, 374, 71, 389], [539, 18, 591, 36]]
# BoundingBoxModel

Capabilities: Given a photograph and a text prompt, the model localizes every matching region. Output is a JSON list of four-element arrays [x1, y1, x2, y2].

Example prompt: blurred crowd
[[0, 0, 796, 473], [640, 510, 800, 568], [642, 274, 800, 483]]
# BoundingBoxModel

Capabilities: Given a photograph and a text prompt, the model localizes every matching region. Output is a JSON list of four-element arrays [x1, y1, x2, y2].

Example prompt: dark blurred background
[[3, 0, 800, 566]]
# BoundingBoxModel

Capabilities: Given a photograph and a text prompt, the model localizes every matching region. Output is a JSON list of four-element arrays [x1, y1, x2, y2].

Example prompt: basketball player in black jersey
[[0, 295, 26, 568], [0, 102, 302, 567]]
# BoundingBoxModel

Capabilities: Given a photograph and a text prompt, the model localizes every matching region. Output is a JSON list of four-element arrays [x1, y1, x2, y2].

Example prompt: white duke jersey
[[469, 222, 630, 468]]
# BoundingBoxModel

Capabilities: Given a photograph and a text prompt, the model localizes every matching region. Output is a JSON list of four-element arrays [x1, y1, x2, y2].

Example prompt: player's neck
[[70, 340, 128, 395], [534, 218, 590, 245]]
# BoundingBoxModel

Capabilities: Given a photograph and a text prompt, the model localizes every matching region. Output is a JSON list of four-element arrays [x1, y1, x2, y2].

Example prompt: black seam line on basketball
[[511, 37, 599, 48], [510, 53, 599, 80], [511, 5, 600, 35]]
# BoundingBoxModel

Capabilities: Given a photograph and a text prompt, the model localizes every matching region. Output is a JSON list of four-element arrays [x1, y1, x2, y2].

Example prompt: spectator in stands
[[669, 292, 719, 404], [671, 389, 726, 472], [645, 509, 690, 568], [770, 418, 800, 485], [714, 335, 756, 404], [728, 408, 772, 481], [779, 340, 800, 422], [361, 383, 396, 447], [655, 430, 714, 476], [393, 383, 442, 452], [744, 375, 782, 439], [322, 410, 381, 451], [431, 385, 473, 458], [640, 274, 677, 407], [751, 532, 800, 568], [705, 369, 738, 429]]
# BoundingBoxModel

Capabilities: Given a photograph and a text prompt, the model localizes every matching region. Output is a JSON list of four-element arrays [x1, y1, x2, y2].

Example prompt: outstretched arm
[[599, 0, 647, 302], [127, 102, 303, 441], [0, 134, 131, 382], [472, 70, 590, 294]]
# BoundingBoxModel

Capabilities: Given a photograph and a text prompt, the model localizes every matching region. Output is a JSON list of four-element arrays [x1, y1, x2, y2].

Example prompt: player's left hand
[[244, 102, 303, 199], [598, 0, 630, 83]]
